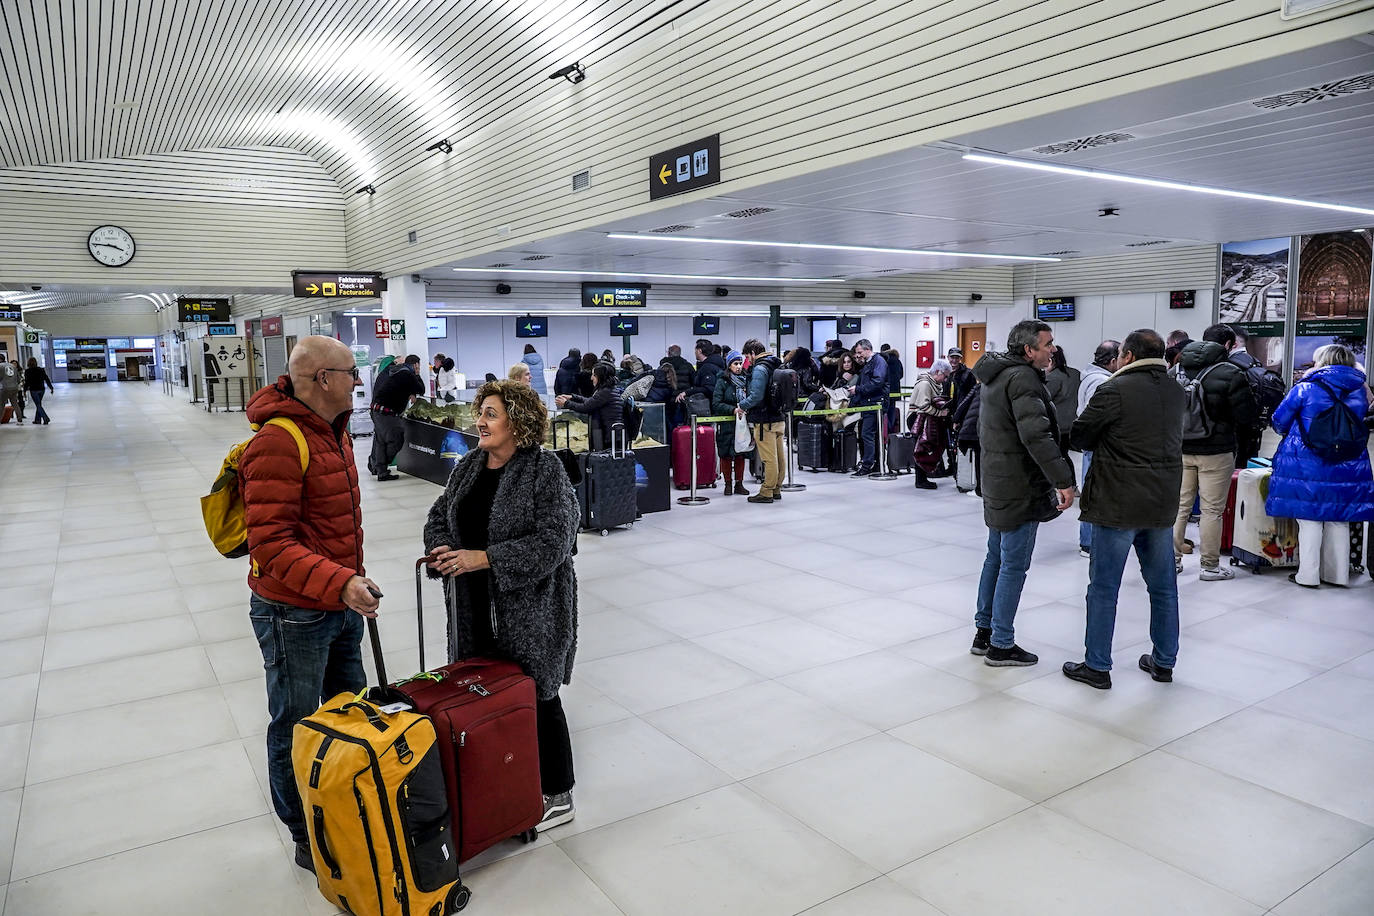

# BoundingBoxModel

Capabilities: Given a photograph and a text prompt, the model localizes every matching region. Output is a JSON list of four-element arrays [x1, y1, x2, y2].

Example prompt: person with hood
[[951, 382, 982, 496], [618, 354, 646, 382], [1172, 324, 1257, 581], [576, 352, 598, 397], [1063, 329, 1183, 690], [240, 336, 382, 872], [737, 338, 785, 503], [1074, 340, 1121, 557], [972, 319, 1076, 667], [556, 364, 624, 451], [786, 346, 820, 397], [521, 344, 548, 395], [1045, 346, 1082, 444], [820, 340, 847, 387], [554, 348, 581, 396], [680, 339, 726, 417], [846, 339, 888, 476], [712, 350, 755, 495], [1266, 344, 1374, 588]]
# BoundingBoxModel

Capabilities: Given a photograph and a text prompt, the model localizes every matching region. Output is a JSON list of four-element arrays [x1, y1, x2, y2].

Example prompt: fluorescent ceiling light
[[963, 152, 1374, 218], [605, 233, 1060, 262], [449, 267, 843, 283]]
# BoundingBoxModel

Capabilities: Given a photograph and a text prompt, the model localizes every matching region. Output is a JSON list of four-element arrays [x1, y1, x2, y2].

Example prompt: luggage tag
[[379, 702, 414, 714]]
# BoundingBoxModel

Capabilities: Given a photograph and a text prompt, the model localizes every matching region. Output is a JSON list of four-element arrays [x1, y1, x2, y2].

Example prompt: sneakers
[[850, 465, 874, 477], [746, 494, 774, 504], [970, 627, 991, 656], [1199, 565, 1234, 581], [377, 472, 399, 481], [1062, 661, 1112, 689], [294, 841, 316, 873], [1138, 654, 1173, 683], [984, 644, 1038, 667], [537, 791, 575, 831], [1078, 546, 1091, 559]]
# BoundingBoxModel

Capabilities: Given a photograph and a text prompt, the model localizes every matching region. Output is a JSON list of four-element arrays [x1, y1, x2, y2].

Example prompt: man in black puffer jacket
[[972, 320, 1076, 668], [1172, 325, 1257, 582], [1063, 329, 1184, 690]]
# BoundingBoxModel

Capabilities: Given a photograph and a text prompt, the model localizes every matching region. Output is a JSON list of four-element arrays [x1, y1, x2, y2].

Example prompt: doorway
[[958, 323, 987, 367]]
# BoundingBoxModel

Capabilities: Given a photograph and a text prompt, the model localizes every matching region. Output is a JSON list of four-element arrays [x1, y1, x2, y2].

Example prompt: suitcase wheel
[[518, 828, 538, 843], [447, 883, 472, 913], [599, 529, 608, 537]]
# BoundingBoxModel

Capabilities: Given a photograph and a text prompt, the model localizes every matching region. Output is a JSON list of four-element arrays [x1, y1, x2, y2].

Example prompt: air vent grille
[[724, 207, 775, 218], [649, 224, 695, 233], [1032, 133, 1135, 155], [1252, 73, 1374, 109], [571, 170, 591, 191], [1124, 240, 1171, 247], [1039, 250, 1080, 256], [486, 262, 512, 268], [521, 254, 552, 261]]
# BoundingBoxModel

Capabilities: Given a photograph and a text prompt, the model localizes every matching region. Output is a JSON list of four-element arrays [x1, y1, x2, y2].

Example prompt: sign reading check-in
[[648, 134, 720, 200], [292, 271, 387, 298]]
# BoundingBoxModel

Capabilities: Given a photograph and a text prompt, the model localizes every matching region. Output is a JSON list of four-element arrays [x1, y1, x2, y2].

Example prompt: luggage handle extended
[[610, 420, 626, 459], [413, 556, 463, 674]]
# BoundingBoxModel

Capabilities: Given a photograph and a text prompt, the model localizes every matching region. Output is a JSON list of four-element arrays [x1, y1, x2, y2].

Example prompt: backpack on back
[[201, 417, 309, 558], [1301, 377, 1368, 463], [1172, 362, 1222, 441], [620, 395, 644, 441], [768, 366, 799, 413], [1233, 354, 1286, 423]]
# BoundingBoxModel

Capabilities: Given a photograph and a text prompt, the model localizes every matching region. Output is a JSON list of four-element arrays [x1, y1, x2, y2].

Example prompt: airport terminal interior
[[4, 1, 1374, 914]]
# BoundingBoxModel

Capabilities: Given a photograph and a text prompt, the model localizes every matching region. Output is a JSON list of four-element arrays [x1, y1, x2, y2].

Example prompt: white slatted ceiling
[[1012, 245, 1219, 298]]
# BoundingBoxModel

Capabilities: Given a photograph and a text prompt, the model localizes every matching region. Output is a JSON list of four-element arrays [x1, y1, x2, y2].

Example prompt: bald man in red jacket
[[240, 335, 382, 872]]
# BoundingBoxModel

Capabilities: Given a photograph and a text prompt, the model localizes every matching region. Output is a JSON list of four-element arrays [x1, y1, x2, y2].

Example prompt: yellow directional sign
[[648, 134, 720, 201], [292, 271, 386, 298], [306, 283, 319, 294], [658, 164, 672, 185]]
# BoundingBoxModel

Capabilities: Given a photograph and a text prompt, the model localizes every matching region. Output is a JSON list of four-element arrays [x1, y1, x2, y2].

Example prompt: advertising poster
[[1220, 238, 1289, 374], [1294, 229, 1372, 379]]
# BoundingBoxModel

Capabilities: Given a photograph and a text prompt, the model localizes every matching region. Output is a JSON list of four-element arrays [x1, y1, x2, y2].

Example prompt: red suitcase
[[0, 405, 11, 424], [373, 561, 544, 863], [672, 423, 717, 489], [1220, 469, 1241, 552]]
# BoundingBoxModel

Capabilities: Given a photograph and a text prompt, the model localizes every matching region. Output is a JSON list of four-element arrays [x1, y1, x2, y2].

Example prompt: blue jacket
[[1266, 364, 1374, 522], [521, 352, 547, 394], [852, 353, 888, 407]]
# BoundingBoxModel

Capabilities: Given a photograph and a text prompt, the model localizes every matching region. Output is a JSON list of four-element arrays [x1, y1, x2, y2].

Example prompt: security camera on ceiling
[[970, 293, 983, 301], [548, 62, 586, 84], [714, 287, 729, 297], [852, 290, 866, 299], [496, 283, 512, 295]]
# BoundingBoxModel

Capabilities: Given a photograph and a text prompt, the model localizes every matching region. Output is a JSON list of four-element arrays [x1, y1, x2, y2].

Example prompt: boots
[[734, 478, 750, 497], [913, 467, 937, 490], [723, 480, 735, 496]]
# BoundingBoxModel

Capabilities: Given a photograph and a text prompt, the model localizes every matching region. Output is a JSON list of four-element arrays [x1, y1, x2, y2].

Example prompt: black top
[[457, 462, 505, 653], [24, 366, 53, 393], [372, 364, 425, 412]]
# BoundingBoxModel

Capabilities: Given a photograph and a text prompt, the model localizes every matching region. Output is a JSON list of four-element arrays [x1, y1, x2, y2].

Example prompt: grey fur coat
[[423, 445, 579, 699]]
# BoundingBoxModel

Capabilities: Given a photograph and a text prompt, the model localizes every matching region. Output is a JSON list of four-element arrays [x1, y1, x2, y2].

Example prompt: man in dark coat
[[972, 320, 1076, 667], [1172, 325, 1257, 581], [554, 348, 582, 396], [847, 339, 887, 476], [1063, 329, 1183, 690], [664, 345, 695, 392], [947, 348, 977, 409], [819, 339, 847, 387], [680, 340, 726, 416], [369, 354, 425, 481]]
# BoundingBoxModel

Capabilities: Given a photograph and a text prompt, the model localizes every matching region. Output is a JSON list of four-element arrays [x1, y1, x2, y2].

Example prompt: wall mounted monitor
[[692, 316, 720, 336], [515, 316, 549, 338], [777, 317, 795, 335], [426, 317, 448, 339], [1035, 296, 1076, 321], [838, 316, 862, 335], [610, 315, 639, 336]]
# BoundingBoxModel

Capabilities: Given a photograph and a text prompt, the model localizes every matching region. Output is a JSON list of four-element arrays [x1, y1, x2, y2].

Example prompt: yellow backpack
[[201, 417, 309, 558]]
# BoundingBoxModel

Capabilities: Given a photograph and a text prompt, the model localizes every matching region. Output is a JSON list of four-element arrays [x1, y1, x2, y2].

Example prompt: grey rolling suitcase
[[577, 424, 637, 536]]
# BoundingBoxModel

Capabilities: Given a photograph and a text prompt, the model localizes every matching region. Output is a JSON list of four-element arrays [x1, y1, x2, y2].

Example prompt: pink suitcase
[[672, 424, 717, 489]]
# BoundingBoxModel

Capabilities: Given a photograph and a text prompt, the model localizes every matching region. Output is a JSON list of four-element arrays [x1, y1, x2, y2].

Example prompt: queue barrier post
[[676, 412, 711, 507], [779, 406, 806, 492]]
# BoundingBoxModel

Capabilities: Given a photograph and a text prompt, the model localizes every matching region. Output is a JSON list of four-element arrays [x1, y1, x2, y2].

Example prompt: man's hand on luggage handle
[[1056, 487, 1076, 511], [342, 575, 382, 617]]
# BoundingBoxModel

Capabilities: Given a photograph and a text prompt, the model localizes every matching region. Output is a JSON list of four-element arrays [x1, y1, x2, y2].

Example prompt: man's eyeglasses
[[320, 367, 361, 381]]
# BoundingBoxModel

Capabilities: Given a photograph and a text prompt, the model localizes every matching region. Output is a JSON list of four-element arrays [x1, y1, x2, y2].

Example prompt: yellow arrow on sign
[[306, 283, 319, 294], [658, 164, 671, 185]]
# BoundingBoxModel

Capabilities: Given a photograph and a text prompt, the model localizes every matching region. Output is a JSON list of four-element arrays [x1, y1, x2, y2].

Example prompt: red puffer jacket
[[240, 376, 364, 610]]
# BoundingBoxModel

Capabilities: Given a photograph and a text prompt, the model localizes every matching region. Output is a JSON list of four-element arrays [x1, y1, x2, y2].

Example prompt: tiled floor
[[2, 382, 1373, 915]]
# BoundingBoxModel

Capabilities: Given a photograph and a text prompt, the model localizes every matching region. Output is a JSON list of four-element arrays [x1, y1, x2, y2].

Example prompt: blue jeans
[[859, 410, 878, 467], [1084, 525, 1179, 672], [30, 390, 49, 423], [1078, 451, 1093, 550], [975, 521, 1040, 648], [250, 594, 366, 843]]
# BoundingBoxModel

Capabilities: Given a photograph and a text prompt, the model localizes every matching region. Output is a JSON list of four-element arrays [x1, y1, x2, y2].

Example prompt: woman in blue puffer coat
[[1266, 344, 1374, 588]]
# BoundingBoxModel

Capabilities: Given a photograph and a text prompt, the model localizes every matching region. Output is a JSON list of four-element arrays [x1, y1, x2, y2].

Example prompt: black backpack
[[1301, 378, 1368, 463], [621, 395, 644, 441], [1232, 353, 1286, 422], [769, 366, 799, 412]]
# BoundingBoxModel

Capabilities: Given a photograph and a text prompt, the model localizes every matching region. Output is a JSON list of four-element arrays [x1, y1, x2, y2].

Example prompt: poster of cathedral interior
[[1219, 238, 1289, 323], [1296, 230, 1371, 321]]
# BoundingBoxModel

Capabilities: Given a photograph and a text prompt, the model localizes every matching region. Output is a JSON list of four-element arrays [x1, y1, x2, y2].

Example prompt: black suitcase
[[796, 422, 831, 471], [577, 424, 636, 536], [886, 433, 915, 473], [829, 427, 858, 473]]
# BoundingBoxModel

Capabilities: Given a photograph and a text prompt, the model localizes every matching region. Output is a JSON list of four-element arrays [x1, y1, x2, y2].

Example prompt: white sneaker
[[536, 791, 575, 830], [1199, 565, 1235, 581], [1079, 548, 1091, 559]]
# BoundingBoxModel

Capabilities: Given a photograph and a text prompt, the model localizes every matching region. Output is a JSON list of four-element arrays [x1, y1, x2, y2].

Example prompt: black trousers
[[537, 695, 575, 795], [369, 410, 405, 477]]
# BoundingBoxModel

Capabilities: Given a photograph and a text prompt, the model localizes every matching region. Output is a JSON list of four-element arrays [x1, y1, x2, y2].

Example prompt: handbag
[[733, 418, 754, 452], [686, 392, 712, 418], [911, 413, 946, 456]]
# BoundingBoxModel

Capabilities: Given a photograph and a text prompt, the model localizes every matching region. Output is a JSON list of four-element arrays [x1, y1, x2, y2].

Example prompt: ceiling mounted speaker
[[714, 287, 729, 297], [496, 283, 512, 295], [853, 290, 867, 299]]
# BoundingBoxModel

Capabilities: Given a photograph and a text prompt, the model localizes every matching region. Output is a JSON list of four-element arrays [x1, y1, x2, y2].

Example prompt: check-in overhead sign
[[177, 297, 230, 322], [0, 307, 22, 322], [648, 134, 720, 200], [582, 283, 648, 308], [292, 271, 386, 298]]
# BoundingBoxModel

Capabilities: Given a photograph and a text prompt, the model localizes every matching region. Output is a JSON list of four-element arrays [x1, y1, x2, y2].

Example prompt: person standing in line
[[737, 338, 785, 504], [664, 345, 695, 388], [679, 339, 725, 417], [240, 336, 383, 872], [1172, 325, 1258, 580], [369, 354, 425, 481], [951, 382, 982, 497], [971, 320, 1076, 667], [947, 348, 977, 412], [883, 346, 905, 438], [1046, 346, 1081, 440], [908, 358, 952, 490], [1075, 340, 1121, 558], [508, 363, 533, 386], [554, 349, 582, 396], [23, 357, 53, 425], [556, 364, 623, 451], [1227, 324, 1285, 469], [1063, 329, 1183, 689], [1266, 344, 1374, 588], [712, 350, 755, 496], [0, 359, 23, 423], [846, 339, 888, 476], [820, 339, 847, 387], [521, 343, 548, 395]]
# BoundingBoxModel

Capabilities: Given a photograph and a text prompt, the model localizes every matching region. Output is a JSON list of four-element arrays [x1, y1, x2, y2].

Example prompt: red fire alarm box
[[916, 340, 935, 368]]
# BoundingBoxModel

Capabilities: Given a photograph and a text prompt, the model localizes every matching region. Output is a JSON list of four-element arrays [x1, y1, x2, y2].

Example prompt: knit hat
[[727, 350, 744, 365]]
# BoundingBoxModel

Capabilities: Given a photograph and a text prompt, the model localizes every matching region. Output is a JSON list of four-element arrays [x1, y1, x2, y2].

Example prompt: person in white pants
[[1265, 343, 1374, 589]]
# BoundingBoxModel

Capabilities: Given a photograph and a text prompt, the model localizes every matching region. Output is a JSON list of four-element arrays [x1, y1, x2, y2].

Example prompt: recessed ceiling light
[[963, 152, 1374, 218], [604, 233, 1061, 262], [449, 267, 843, 283]]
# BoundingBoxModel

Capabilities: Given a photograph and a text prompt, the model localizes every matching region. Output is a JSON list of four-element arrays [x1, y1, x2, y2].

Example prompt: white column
[[380, 275, 431, 366]]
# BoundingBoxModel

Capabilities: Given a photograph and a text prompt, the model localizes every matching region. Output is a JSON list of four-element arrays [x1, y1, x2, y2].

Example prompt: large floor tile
[[894, 627, 1065, 688], [892, 694, 1150, 801], [561, 784, 877, 916], [47, 587, 190, 632], [745, 733, 1030, 871], [576, 610, 678, 661], [0, 724, 29, 791], [0, 674, 38, 727], [691, 618, 876, 679], [0, 608, 46, 640], [1046, 751, 1374, 908], [800, 598, 964, 647], [463, 844, 624, 915], [626, 593, 787, 638], [10, 741, 268, 878], [0, 638, 42, 679], [1261, 671, 1374, 742], [41, 616, 200, 671], [1186, 609, 1374, 668], [576, 641, 762, 715], [891, 806, 1262, 916], [778, 650, 988, 730], [1272, 839, 1374, 916], [646, 680, 875, 780], [0, 788, 19, 884], [559, 679, 633, 733], [3, 816, 315, 916], [36, 646, 216, 717], [799, 877, 944, 916]]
